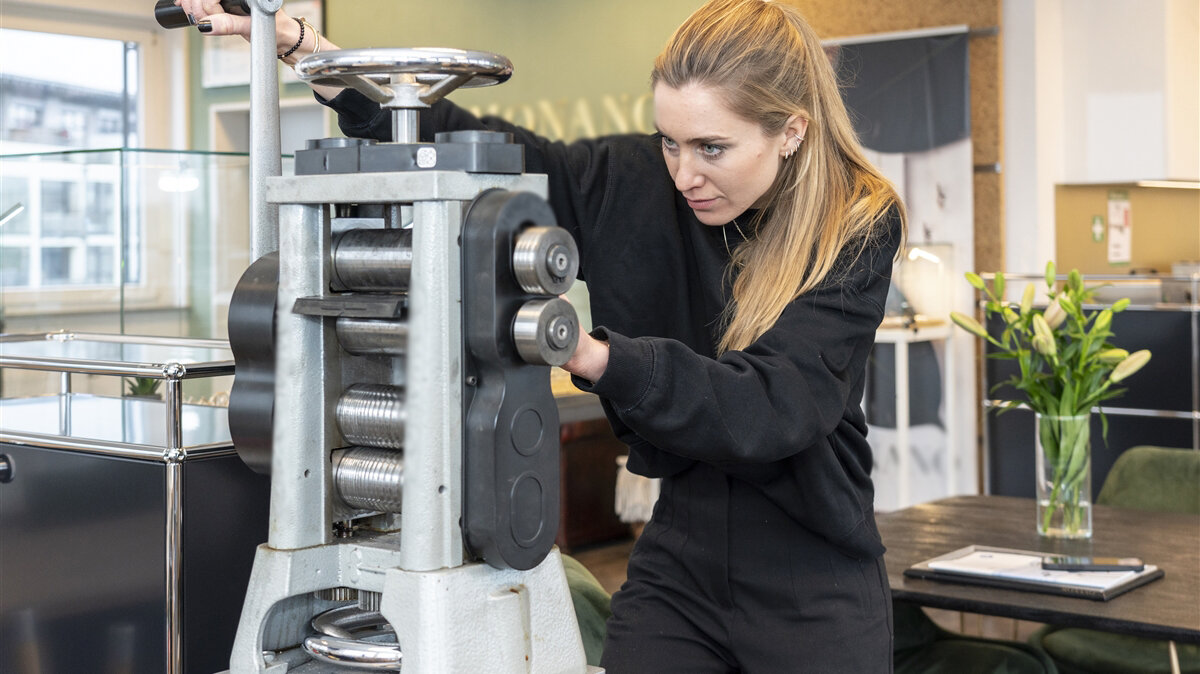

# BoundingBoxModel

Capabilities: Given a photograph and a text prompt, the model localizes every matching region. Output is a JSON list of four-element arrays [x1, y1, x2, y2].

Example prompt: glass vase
[[1035, 412, 1092, 538]]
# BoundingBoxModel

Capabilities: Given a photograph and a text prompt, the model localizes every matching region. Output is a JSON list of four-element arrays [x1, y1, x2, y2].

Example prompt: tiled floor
[[570, 537, 1044, 642]]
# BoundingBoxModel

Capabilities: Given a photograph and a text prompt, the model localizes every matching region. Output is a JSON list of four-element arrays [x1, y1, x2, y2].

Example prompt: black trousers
[[600, 462, 893, 673]]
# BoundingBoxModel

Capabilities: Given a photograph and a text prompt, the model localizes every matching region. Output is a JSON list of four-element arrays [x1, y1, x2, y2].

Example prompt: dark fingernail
[[187, 13, 197, 25], [197, 20, 213, 33]]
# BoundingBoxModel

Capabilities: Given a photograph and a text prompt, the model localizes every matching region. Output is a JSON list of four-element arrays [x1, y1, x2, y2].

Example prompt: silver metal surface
[[513, 226, 579, 295], [266, 168, 549, 204], [401, 199, 465, 571], [331, 228, 414, 292], [513, 298, 580, 367], [982, 400, 1200, 420], [302, 634, 403, 671], [249, 3, 281, 259], [0, 332, 234, 377], [295, 47, 512, 92], [336, 385, 406, 449], [0, 394, 235, 454], [336, 318, 409, 356], [333, 447, 406, 513], [271, 201, 338, 550], [165, 460, 184, 674]]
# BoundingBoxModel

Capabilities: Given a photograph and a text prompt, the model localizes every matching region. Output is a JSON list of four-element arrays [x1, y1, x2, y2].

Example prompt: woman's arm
[[575, 209, 903, 465]]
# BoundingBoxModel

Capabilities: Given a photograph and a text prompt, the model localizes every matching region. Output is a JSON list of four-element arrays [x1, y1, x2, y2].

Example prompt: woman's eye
[[700, 144, 725, 157], [661, 136, 679, 152]]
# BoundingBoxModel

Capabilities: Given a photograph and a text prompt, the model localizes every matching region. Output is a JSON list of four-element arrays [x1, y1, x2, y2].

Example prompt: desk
[[878, 495, 1200, 644]]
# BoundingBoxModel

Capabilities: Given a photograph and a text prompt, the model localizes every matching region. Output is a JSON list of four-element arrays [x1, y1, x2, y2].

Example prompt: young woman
[[185, 0, 906, 669]]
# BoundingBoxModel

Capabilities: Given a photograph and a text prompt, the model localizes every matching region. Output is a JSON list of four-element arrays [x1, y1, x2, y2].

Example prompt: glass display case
[[0, 147, 296, 346], [0, 331, 268, 674]]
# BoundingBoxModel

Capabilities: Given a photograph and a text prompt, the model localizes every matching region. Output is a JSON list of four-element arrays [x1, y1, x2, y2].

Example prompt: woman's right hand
[[176, 0, 345, 97], [176, 2, 320, 57]]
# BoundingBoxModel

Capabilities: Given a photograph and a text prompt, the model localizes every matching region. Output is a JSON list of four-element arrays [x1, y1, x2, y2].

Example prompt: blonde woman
[[186, 0, 905, 669]]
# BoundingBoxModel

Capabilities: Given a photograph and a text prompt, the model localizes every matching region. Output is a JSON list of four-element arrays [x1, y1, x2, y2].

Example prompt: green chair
[[894, 600, 1059, 673], [1029, 445, 1200, 674], [561, 554, 612, 667]]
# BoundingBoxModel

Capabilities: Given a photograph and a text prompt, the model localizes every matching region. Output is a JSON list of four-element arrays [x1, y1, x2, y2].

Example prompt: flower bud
[[1111, 298, 1131, 312], [994, 272, 1006, 299], [965, 272, 986, 291], [1020, 284, 1035, 315], [1045, 261, 1056, 289], [1110, 349, 1152, 383], [1092, 309, 1112, 335], [1032, 313, 1053, 343], [1044, 299, 1067, 329], [1003, 307, 1020, 325], [1057, 295, 1076, 316], [1068, 269, 1083, 292], [1032, 334, 1057, 358], [1098, 348, 1129, 364], [950, 311, 988, 338]]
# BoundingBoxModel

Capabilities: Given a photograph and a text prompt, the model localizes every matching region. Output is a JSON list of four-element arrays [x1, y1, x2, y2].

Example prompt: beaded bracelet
[[278, 17, 305, 61]]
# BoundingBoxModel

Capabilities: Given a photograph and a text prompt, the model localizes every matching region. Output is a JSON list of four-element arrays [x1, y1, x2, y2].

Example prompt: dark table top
[[878, 495, 1200, 643]]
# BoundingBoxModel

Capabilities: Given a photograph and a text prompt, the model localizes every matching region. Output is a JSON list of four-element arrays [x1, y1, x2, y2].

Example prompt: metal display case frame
[[0, 330, 265, 674]]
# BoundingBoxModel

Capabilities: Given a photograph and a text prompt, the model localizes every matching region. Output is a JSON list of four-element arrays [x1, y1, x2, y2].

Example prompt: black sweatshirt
[[324, 90, 901, 559]]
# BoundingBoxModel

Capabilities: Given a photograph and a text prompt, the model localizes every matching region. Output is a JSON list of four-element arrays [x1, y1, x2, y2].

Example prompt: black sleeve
[[575, 208, 902, 465], [319, 88, 657, 272]]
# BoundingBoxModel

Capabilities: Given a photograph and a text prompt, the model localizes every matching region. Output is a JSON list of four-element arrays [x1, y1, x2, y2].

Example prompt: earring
[[783, 134, 803, 159]]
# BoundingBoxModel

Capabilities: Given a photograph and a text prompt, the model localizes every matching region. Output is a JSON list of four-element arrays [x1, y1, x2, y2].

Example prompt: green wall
[[188, 0, 704, 148]]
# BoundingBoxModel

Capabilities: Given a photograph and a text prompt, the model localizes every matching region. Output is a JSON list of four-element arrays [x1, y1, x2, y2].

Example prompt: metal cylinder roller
[[331, 228, 413, 292], [512, 297, 579, 367], [333, 447, 405, 513], [336, 317, 408, 356], [512, 226, 579, 296], [336, 384, 406, 449]]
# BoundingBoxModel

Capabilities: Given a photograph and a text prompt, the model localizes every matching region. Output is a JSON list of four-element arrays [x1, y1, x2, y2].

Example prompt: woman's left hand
[[561, 330, 609, 383]]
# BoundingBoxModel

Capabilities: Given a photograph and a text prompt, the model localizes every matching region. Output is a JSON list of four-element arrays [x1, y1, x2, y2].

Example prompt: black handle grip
[[154, 0, 250, 29], [0, 454, 12, 483]]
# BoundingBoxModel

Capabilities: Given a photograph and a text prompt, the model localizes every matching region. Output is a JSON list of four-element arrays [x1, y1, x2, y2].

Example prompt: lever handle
[[154, 0, 250, 29]]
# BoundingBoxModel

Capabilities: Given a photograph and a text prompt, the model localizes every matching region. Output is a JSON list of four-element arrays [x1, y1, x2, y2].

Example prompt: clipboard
[[904, 545, 1164, 601]]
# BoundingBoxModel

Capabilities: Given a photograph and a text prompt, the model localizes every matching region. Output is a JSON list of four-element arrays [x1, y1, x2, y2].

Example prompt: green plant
[[124, 376, 162, 397], [950, 262, 1151, 535]]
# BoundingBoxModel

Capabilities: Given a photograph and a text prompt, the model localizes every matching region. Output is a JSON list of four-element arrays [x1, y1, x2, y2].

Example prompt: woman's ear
[[786, 113, 810, 143], [779, 113, 811, 158]]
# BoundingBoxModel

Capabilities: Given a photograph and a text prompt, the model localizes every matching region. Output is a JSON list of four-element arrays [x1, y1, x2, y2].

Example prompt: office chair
[[1029, 445, 1200, 674]]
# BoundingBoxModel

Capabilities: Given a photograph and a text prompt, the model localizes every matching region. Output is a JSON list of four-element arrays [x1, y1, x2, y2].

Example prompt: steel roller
[[512, 226, 579, 296], [333, 447, 405, 514], [335, 384, 406, 449], [331, 228, 413, 292], [512, 297, 579, 367], [336, 317, 408, 357]]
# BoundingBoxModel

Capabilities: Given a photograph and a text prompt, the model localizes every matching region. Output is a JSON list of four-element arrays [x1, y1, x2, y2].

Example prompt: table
[[878, 495, 1200, 644]]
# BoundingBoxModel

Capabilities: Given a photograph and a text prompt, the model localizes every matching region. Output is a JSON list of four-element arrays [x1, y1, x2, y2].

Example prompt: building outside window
[[1, 28, 138, 296]]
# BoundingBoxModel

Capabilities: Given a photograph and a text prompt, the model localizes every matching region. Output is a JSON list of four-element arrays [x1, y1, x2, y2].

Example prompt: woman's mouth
[[686, 197, 718, 210]]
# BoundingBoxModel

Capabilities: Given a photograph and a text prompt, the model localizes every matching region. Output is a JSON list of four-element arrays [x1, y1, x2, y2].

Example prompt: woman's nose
[[673, 154, 704, 192]]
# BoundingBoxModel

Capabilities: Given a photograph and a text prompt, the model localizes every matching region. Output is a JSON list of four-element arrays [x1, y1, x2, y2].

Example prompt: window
[[1, 28, 138, 295]]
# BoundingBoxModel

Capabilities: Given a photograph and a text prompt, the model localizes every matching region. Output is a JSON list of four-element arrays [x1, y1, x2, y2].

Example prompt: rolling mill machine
[[210, 3, 599, 671]]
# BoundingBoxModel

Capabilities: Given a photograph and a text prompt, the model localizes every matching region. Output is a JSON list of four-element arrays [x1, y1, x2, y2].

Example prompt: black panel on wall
[[985, 409, 1194, 498], [985, 308, 1192, 413]]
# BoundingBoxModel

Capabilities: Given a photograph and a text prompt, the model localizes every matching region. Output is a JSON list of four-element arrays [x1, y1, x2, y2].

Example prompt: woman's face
[[654, 82, 800, 226]]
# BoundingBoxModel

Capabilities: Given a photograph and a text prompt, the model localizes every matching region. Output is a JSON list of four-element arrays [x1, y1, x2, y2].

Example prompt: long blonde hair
[[652, 0, 906, 353]]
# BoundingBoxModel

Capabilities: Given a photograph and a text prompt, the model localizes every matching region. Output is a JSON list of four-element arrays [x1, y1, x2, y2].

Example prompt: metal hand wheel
[[295, 48, 513, 142]]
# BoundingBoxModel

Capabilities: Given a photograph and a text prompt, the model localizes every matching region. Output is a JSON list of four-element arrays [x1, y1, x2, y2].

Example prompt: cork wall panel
[[790, 0, 1003, 272]]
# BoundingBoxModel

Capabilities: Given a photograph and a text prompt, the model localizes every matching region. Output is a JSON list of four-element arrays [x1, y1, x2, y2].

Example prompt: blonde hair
[[652, 0, 906, 353]]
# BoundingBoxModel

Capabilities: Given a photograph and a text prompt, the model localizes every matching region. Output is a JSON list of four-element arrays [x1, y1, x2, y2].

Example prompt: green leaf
[[995, 272, 1006, 300], [965, 272, 986, 291]]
